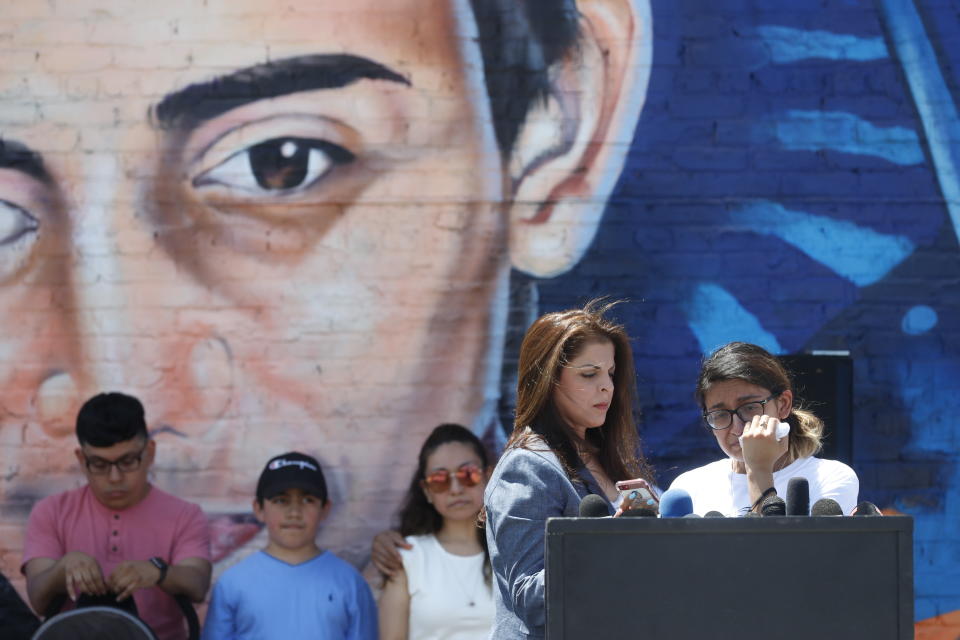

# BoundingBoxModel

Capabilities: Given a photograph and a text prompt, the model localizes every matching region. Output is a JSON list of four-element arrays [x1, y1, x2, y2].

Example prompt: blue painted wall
[[541, 0, 960, 624]]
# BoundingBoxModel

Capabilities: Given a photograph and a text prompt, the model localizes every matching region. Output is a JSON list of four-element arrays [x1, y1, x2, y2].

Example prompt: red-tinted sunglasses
[[424, 464, 484, 493]]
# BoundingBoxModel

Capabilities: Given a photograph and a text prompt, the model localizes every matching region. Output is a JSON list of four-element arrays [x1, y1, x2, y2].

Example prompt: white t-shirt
[[399, 534, 495, 640], [669, 456, 859, 516]]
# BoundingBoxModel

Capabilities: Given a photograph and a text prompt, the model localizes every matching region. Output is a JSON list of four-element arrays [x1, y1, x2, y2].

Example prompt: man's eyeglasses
[[82, 444, 148, 475], [424, 464, 484, 493], [703, 395, 777, 430]]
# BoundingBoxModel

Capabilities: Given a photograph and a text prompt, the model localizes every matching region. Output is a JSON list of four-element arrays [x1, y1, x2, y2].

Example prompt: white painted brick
[[38, 45, 112, 73], [186, 43, 271, 70], [0, 48, 42, 72], [111, 45, 194, 70], [11, 18, 92, 45], [0, 101, 40, 125]]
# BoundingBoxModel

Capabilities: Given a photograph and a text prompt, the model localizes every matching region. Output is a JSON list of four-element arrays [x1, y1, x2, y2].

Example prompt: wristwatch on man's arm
[[149, 557, 169, 586]]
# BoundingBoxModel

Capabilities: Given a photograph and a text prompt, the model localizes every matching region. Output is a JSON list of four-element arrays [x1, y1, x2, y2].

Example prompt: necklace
[[434, 536, 484, 608]]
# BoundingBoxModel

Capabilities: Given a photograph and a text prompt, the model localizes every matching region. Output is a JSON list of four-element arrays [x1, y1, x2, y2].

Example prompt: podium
[[545, 516, 913, 639]]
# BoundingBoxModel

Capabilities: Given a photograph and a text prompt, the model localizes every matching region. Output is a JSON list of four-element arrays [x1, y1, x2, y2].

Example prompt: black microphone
[[579, 494, 610, 518], [704, 510, 725, 518], [852, 501, 882, 516], [810, 498, 843, 516], [786, 477, 810, 516], [760, 495, 786, 516], [621, 507, 658, 517]]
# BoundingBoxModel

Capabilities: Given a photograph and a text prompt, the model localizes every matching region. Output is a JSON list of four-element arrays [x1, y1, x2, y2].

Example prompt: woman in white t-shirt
[[669, 342, 859, 516], [378, 424, 494, 640]]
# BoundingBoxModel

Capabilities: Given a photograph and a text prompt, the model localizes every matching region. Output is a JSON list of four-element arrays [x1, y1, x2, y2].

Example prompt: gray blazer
[[484, 441, 612, 639]]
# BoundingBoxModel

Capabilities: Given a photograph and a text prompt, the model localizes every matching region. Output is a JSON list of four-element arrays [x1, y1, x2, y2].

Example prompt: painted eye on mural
[[0, 199, 39, 275], [0, 200, 38, 246], [193, 137, 355, 194]]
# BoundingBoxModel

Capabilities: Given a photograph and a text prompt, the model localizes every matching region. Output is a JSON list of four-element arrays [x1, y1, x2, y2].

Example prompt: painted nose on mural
[[32, 157, 235, 438], [33, 168, 156, 436]]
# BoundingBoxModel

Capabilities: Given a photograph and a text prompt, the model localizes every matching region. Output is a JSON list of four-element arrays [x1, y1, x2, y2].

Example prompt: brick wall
[[0, 0, 957, 635]]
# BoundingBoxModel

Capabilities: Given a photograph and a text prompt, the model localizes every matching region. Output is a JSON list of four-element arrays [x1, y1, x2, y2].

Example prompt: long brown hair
[[397, 424, 492, 584], [506, 299, 652, 484], [695, 342, 824, 461]]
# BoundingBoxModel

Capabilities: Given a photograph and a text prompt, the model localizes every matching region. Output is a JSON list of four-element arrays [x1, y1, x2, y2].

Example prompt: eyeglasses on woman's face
[[703, 395, 777, 430]]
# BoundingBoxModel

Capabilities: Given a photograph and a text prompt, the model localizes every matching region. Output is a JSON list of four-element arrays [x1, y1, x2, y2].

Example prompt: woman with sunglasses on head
[[483, 301, 653, 640], [669, 341, 859, 516], [378, 423, 494, 640]]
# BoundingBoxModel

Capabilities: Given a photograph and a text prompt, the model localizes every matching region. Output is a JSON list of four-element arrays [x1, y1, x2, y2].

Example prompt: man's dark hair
[[75, 393, 148, 447], [470, 0, 581, 155]]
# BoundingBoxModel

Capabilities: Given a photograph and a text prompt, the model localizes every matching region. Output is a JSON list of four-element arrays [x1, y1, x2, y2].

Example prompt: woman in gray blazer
[[483, 300, 653, 639]]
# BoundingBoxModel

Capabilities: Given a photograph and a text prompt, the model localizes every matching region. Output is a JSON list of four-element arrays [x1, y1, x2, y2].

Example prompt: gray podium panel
[[545, 516, 913, 640]]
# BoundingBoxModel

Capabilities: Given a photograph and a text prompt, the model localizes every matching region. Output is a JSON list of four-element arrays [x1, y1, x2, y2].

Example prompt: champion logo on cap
[[268, 458, 318, 472], [257, 452, 328, 502]]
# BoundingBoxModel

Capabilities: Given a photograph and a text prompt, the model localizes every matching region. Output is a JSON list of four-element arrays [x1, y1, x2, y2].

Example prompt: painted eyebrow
[[153, 53, 411, 130], [0, 139, 51, 184]]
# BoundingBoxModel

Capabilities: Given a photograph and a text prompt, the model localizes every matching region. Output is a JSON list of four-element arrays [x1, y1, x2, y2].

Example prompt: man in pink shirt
[[21, 392, 212, 640]]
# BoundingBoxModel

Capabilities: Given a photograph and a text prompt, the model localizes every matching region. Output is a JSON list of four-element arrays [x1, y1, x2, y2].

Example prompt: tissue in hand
[[774, 421, 790, 441], [739, 421, 790, 445]]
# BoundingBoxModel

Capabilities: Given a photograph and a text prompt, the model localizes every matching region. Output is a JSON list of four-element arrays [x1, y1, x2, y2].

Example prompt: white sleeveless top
[[399, 534, 495, 640]]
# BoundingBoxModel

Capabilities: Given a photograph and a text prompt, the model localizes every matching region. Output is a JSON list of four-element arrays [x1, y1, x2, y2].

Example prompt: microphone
[[810, 498, 843, 516], [786, 477, 810, 516], [851, 501, 882, 516], [658, 488, 693, 518], [579, 494, 610, 518], [683, 513, 702, 518], [760, 495, 786, 516], [621, 507, 658, 517], [704, 510, 725, 518]]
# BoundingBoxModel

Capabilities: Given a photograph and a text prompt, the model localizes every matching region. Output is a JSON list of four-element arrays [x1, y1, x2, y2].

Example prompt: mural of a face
[[0, 0, 652, 566]]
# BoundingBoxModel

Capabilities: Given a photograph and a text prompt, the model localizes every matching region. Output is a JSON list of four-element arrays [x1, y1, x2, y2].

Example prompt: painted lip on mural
[[209, 513, 263, 563]]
